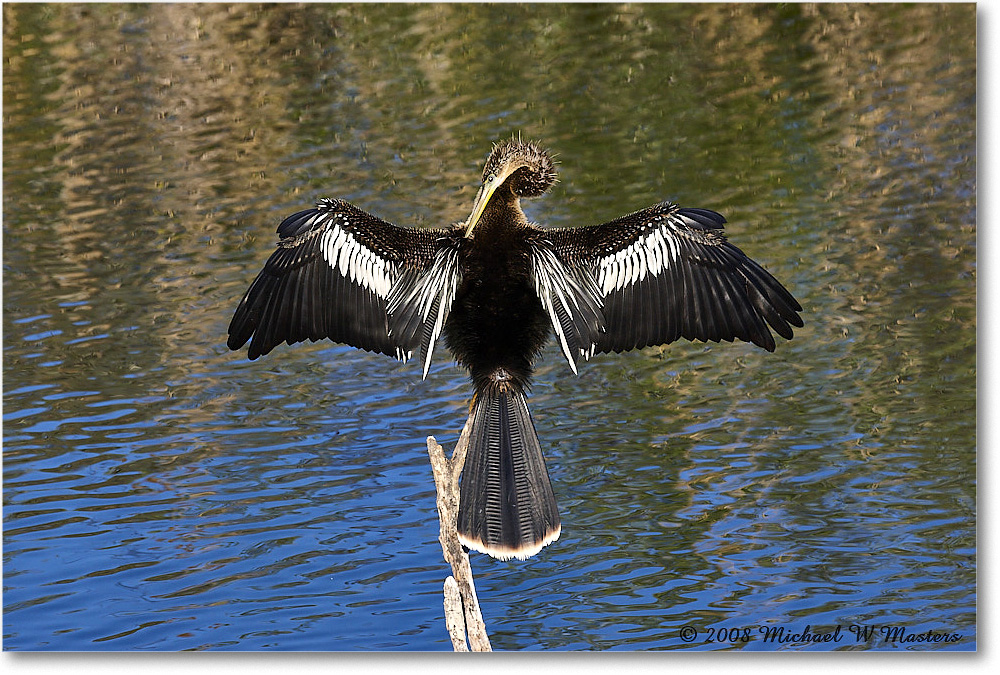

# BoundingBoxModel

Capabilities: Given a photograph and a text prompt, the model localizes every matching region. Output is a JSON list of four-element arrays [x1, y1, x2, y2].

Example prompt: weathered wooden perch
[[427, 421, 492, 652]]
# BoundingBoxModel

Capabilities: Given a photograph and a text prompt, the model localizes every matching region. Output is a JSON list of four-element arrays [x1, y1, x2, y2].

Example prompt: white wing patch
[[597, 216, 681, 296], [316, 212, 394, 300]]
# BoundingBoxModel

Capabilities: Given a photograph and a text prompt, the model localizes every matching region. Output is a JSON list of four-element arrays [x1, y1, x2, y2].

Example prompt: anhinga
[[228, 138, 803, 561]]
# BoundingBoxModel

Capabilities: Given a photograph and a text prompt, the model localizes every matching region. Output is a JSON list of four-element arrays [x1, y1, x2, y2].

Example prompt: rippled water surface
[[3, 3, 975, 651]]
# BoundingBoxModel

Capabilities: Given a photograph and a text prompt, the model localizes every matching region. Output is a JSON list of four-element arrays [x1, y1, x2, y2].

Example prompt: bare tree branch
[[427, 422, 492, 652]]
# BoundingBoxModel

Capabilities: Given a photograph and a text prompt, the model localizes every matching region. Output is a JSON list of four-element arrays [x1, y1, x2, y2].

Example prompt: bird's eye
[[485, 173, 495, 183]]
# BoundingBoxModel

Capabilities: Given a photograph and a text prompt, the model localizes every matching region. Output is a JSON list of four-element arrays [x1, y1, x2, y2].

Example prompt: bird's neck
[[476, 193, 528, 236]]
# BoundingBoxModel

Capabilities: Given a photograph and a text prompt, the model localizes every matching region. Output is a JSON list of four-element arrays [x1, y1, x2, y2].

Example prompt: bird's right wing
[[528, 241, 605, 374], [228, 198, 461, 376], [541, 202, 803, 365]]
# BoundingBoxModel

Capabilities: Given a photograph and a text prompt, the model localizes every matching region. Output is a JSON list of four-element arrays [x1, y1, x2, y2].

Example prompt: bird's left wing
[[541, 201, 803, 364], [228, 198, 461, 376]]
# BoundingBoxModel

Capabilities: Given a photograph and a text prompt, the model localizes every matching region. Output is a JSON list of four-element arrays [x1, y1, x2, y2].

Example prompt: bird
[[227, 137, 803, 561]]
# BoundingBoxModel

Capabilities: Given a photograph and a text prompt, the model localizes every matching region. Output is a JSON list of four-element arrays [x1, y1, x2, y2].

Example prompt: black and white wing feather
[[543, 202, 803, 360], [528, 241, 604, 374], [228, 198, 460, 372], [385, 241, 462, 378]]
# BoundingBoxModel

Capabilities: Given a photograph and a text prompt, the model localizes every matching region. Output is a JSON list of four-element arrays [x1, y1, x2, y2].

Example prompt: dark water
[[3, 3, 975, 651]]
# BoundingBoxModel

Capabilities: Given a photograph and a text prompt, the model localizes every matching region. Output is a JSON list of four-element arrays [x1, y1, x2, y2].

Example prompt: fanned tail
[[457, 378, 561, 560]]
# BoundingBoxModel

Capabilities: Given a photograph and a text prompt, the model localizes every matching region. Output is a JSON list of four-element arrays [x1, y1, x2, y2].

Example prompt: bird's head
[[463, 137, 557, 237]]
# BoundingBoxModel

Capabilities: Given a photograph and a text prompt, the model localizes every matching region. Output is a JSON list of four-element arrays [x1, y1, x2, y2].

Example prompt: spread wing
[[540, 202, 803, 364], [228, 198, 461, 375], [528, 240, 605, 374]]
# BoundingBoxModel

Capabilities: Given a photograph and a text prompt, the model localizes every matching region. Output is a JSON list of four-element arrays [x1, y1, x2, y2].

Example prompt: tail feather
[[457, 382, 561, 560]]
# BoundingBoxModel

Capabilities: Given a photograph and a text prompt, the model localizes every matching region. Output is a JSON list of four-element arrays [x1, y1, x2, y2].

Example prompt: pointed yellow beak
[[463, 163, 524, 238]]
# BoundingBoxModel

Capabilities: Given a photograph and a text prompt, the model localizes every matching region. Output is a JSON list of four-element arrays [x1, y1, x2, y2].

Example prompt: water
[[3, 3, 975, 651]]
